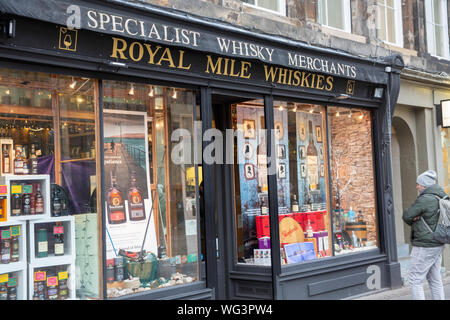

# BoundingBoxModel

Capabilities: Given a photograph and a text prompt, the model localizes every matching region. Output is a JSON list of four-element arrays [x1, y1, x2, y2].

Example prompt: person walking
[[402, 170, 447, 300]]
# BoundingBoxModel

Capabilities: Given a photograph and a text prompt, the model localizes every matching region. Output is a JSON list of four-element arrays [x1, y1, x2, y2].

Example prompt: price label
[[58, 271, 68, 281], [7, 277, 18, 287], [0, 274, 8, 283], [53, 226, 64, 235], [1, 229, 11, 240], [47, 276, 58, 287], [22, 185, 33, 194], [34, 271, 46, 282], [10, 185, 22, 194], [0, 185, 7, 194], [10, 226, 21, 237]]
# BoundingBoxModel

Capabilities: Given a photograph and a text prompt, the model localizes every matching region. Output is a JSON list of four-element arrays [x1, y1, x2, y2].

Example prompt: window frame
[[318, 0, 352, 33], [241, 0, 286, 16], [425, 0, 450, 59], [376, 0, 404, 47]]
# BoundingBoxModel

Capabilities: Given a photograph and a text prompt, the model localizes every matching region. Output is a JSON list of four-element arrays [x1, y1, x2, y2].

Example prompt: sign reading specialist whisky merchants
[[103, 109, 157, 260], [0, 0, 389, 86]]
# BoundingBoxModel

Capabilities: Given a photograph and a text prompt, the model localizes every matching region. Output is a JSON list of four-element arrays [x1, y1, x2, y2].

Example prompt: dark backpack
[[421, 195, 450, 244]]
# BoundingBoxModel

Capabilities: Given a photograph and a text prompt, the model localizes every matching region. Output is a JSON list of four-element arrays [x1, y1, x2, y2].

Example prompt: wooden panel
[[307, 272, 367, 296]]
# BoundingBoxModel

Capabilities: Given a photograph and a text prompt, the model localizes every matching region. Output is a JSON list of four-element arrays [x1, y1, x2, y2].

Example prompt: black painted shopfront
[[0, 0, 404, 300]]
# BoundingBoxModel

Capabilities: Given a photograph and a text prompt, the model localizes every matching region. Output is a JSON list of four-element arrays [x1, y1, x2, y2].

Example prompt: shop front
[[0, 0, 404, 300]]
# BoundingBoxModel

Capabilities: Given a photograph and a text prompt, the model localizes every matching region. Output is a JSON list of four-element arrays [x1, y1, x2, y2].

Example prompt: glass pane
[[327, 0, 345, 30], [377, 5, 387, 41], [433, 0, 442, 24], [57, 76, 100, 299], [274, 103, 331, 265], [103, 81, 200, 297], [258, 0, 278, 11], [232, 100, 271, 265], [386, 7, 396, 43], [319, 0, 327, 25], [328, 107, 378, 254], [435, 26, 443, 56]]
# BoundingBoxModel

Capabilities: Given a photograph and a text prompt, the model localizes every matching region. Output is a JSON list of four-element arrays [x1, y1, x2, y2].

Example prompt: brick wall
[[329, 109, 378, 243]]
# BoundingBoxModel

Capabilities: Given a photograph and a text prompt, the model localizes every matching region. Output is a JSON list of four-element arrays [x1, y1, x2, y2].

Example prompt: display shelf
[[28, 215, 75, 265], [0, 174, 51, 221], [0, 268, 27, 300], [28, 262, 76, 300]]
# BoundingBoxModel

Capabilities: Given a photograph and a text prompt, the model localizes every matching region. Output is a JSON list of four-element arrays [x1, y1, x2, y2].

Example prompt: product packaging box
[[258, 237, 271, 249]]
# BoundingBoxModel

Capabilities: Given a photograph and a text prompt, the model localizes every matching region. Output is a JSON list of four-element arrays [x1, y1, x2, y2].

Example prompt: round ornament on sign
[[279, 217, 304, 244]]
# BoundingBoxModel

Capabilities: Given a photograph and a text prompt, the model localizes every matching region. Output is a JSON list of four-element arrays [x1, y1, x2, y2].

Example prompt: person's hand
[[413, 216, 420, 222]]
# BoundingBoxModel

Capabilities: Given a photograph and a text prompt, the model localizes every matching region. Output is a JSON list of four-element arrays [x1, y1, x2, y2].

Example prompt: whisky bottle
[[2, 145, 10, 174], [30, 184, 36, 215], [37, 228, 48, 258], [127, 171, 145, 221], [306, 121, 318, 191], [291, 194, 299, 213], [22, 192, 31, 215], [13, 146, 23, 175], [54, 222, 64, 256], [1, 232, 10, 264], [52, 189, 61, 217], [0, 201, 3, 220], [11, 191, 21, 216], [35, 184, 44, 215], [107, 171, 126, 224], [30, 144, 38, 174], [306, 219, 314, 238], [10, 235, 19, 262]]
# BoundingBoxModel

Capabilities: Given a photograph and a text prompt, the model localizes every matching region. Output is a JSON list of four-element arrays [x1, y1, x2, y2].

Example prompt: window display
[[231, 100, 272, 265], [0, 68, 101, 300], [103, 81, 200, 298]]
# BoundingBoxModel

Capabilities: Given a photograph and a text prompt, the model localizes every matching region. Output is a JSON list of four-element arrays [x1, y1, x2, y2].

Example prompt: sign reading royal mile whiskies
[[0, 0, 387, 97]]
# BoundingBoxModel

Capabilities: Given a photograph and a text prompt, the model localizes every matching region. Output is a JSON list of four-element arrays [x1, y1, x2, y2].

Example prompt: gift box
[[255, 215, 270, 238], [258, 237, 271, 249]]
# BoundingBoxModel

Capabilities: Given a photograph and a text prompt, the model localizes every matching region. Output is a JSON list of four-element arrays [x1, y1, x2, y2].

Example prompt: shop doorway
[[210, 92, 269, 299]]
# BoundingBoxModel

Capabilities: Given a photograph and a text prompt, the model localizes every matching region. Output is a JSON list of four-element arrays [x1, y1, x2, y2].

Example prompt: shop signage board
[[441, 100, 450, 128], [0, 0, 389, 84]]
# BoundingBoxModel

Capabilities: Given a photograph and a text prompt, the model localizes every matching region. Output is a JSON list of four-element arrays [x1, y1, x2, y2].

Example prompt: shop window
[[425, 0, 450, 59], [231, 100, 272, 266], [376, 0, 403, 47], [103, 81, 200, 298], [0, 68, 101, 300], [318, 0, 351, 32], [270, 102, 378, 266], [241, 0, 286, 15], [328, 107, 378, 255]]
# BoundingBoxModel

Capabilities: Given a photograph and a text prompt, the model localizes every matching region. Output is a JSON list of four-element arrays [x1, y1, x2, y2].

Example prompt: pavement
[[353, 273, 450, 300]]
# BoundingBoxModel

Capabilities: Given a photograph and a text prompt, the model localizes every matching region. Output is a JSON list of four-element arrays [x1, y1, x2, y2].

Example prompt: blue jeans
[[408, 245, 445, 300]]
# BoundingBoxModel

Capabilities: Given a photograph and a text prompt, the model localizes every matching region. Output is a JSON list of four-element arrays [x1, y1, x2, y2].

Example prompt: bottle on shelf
[[107, 171, 126, 224], [1, 234, 10, 264], [10, 235, 19, 263], [127, 171, 145, 221], [306, 120, 319, 192], [13, 145, 23, 175], [30, 143, 38, 174], [7, 284, 16, 300], [260, 197, 269, 215], [52, 188, 62, 217], [0, 282, 6, 300], [54, 222, 64, 256], [347, 207, 355, 222], [351, 231, 358, 248], [2, 145, 10, 174], [357, 210, 364, 222], [37, 228, 48, 258], [306, 219, 314, 238], [30, 184, 36, 215], [22, 191, 31, 216], [0, 201, 3, 220], [11, 189, 22, 216], [32, 282, 39, 300], [35, 184, 44, 215], [22, 155, 29, 175], [58, 276, 68, 300], [46, 273, 58, 300], [291, 194, 299, 213]]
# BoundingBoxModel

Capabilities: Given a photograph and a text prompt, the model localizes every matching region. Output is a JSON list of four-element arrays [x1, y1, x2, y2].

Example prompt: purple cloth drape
[[38, 155, 96, 214]]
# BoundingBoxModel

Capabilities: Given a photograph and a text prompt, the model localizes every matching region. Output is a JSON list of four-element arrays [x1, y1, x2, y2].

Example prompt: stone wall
[[329, 109, 378, 243]]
